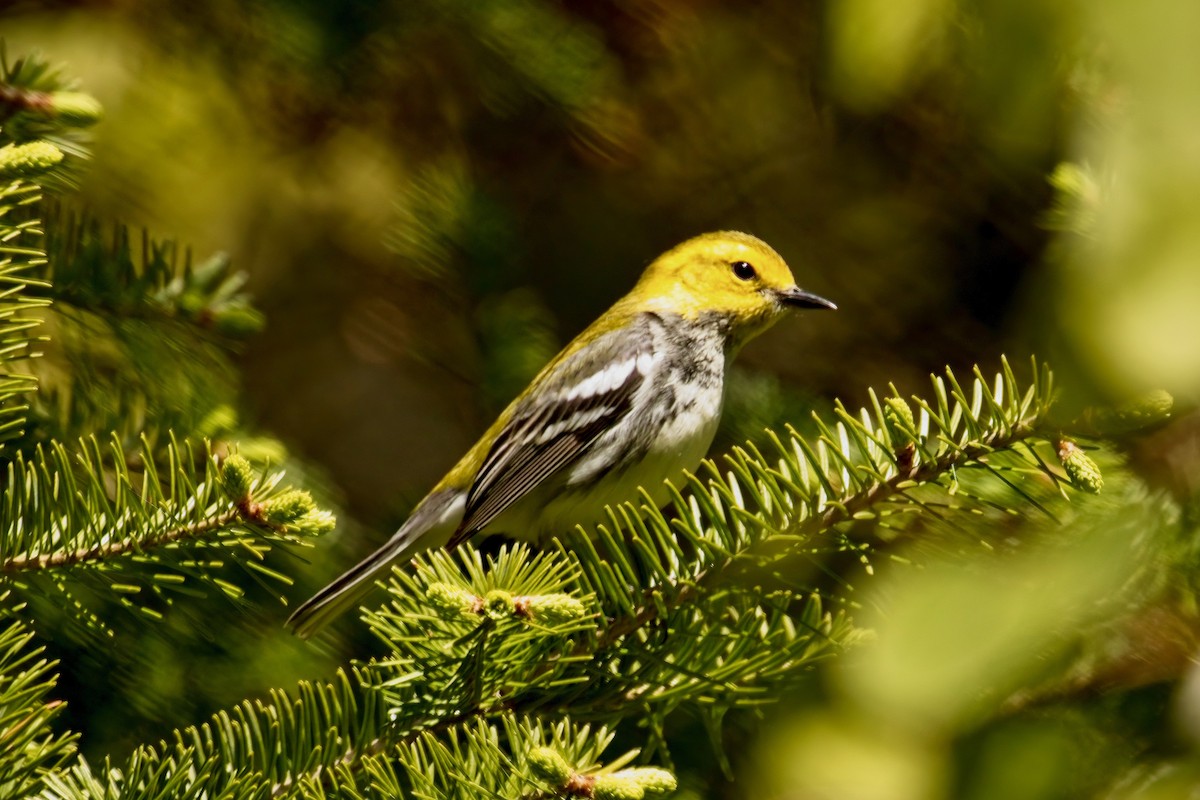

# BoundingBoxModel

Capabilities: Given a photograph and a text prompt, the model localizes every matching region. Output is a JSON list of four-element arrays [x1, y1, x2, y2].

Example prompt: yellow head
[[623, 231, 835, 343]]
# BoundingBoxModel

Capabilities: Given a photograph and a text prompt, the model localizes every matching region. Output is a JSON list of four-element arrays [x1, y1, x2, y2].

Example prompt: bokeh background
[[5, 0, 1200, 797]]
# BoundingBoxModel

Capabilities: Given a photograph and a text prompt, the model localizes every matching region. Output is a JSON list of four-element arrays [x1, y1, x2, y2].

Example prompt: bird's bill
[[776, 287, 837, 310]]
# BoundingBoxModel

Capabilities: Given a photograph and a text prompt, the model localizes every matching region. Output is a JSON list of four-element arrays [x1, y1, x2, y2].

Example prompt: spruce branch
[[0, 179, 51, 453], [42, 357, 1123, 797], [0, 45, 101, 186], [0, 510, 240, 573], [0, 596, 77, 797], [0, 48, 101, 130], [45, 672, 655, 800], [38, 210, 265, 338], [7, 210, 267, 453], [269, 357, 1078, 790], [0, 436, 334, 623], [0, 142, 64, 179], [558, 358, 1060, 653]]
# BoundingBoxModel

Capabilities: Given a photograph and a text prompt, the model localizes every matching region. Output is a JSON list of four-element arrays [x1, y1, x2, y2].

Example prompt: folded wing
[[451, 323, 655, 544]]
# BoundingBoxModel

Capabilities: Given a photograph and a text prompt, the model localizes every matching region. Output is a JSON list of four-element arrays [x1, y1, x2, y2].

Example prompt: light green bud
[[483, 589, 515, 619], [1092, 389, 1174, 434], [527, 747, 572, 785], [884, 397, 915, 443], [621, 768, 677, 797], [426, 583, 478, 617], [46, 91, 104, 126], [260, 489, 316, 525], [593, 774, 645, 800], [295, 508, 337, 534], [525, 593, 587, 625], [220, 454, 255, 500], [1058, 440, 1102, 494], [0, 141, 64, 179]]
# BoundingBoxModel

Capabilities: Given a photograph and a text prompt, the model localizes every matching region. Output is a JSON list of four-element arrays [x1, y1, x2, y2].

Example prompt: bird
[[287, 231, 835, 637]]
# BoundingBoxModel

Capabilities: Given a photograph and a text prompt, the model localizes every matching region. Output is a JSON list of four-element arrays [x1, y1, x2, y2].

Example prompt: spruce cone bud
[[426, 583, 478, 617], [1057, 440, 1103, 494], [260, 489, 317, 525], [294, 508, 337, 534], [527, 747, 572, 785], [46, 91, 104, 126], [0, 141, 64, 178], [483, 589, 515, 619], [593, 774, 645, 800], [884, 397, 916, 443], [619, 767, 677, 797], [524, 593, 587, 624], [1089, 390, 1174, 434], [220, 454, 255, 500]]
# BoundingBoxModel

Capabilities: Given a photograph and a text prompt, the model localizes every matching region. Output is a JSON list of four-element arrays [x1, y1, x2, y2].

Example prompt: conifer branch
[[39, 357, 1134, 798], [38, 210, 265, 339], [0, 439, 334, 622], [0, 510, 239, 573], [0, 48, 101, 164], [280, 357, 1072, 790], [0, 598, 77, 797], [1, 471, 319, 575], [0, 180, 51, 453], [568, 359, 1055, 657]]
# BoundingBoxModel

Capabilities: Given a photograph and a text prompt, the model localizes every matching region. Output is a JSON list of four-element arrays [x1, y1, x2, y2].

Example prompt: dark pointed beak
[[776, 287, 837, 310]]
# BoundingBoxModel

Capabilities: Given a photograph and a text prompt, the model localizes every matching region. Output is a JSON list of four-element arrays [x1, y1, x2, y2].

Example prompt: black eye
[[731, 261, 756, 281]]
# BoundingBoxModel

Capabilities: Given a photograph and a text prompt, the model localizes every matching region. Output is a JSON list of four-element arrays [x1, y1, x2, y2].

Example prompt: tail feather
[[286, 490, 464, 638], [286, 544, 405, 639]]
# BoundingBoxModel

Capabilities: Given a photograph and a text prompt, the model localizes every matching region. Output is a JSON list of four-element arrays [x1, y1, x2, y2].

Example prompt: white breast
[[493, 313, 730, 541]]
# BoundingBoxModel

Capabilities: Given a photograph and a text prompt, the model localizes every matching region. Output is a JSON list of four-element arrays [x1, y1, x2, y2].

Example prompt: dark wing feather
[[449, 325, 652, 545]]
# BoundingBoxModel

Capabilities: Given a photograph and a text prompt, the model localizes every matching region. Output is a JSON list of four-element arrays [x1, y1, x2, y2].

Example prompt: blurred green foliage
[[3, 0, 1200, 797]]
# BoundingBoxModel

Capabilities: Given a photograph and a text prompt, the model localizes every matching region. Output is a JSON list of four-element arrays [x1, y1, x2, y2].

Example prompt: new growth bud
[[426, 582, 479, 617], [260, 490, 317, 525], [593, 767, 678, 800], [593, 774, 645, 800], [1088, 389, 1174, 435], [883, 397, 916, 444], [220, 454, 255, 500], [1057, 439, 1103, 494], [483, 589, 515, 619], [621, 768, 677, 797], [46, 91, 104, 126], [0, 141, 64, 179], [527, 747, 573, 785], [523, 593, 587, 624]]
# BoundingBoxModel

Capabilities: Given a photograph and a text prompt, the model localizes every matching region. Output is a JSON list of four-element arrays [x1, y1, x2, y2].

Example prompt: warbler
[[287, 231, 835, 637]]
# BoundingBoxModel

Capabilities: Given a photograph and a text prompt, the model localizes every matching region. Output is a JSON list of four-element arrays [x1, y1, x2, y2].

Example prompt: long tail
[[286, 490, 464, 638]]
